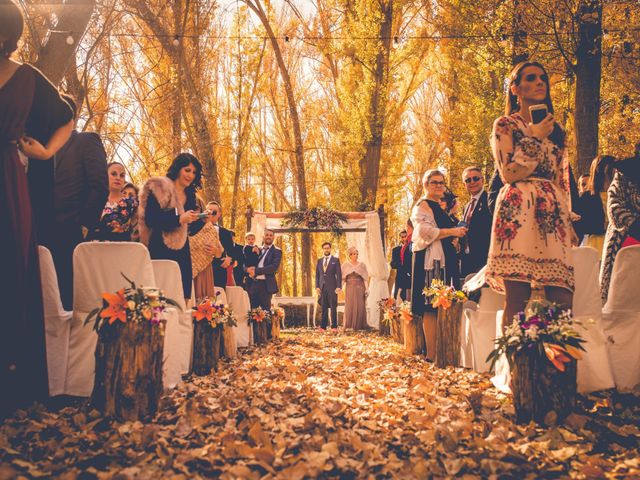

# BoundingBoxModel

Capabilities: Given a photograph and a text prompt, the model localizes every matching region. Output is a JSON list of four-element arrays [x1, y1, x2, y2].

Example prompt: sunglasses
[[428, 181, 446, 186], [464, 176, 482, 184], [523, 73, 548, 83]]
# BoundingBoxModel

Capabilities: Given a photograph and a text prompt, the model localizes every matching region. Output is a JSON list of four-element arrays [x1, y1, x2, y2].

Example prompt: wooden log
[[390, 317, 404, 344], [221, 325, 237, 359], [192, 321, 221, 376], [253, 320, 268, 345], [378, 306, 390, 336], [92, 321, 164, 422], [511, 348, 577, 425], [404, 314, 426, 355], [435, 302, 463, 368], [271, 316, 281, 339]]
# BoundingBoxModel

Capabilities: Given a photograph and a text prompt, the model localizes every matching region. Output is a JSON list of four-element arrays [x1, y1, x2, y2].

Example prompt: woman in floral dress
[[485, 61, 575, 330], [89, 162, 138, 241]]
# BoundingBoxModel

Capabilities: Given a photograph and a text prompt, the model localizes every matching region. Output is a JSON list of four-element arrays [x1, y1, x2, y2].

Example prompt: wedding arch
[[245, 205, 390, 329]]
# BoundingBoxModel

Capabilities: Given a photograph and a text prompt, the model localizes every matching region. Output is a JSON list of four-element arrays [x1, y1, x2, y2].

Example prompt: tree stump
[[221, 324, 237, 359], [379, 309, 390, 336], [192, 321, 222, 376], [435, 303, 463, 368], [271, 317, 281, 339], [511, 348, 577, 425], [390, 317, 404, 344], [253, 320, 268, 345], [91, 321, 164, 422], [404, 314, 426, 355]]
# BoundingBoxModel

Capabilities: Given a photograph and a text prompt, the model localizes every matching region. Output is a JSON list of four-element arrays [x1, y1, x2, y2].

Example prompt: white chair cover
[[225, 286, 252, 347], [464, 287, 504, 373], [459, 300, 475, 368], [38, 246, 73, 397], [602, 245, 640, 391], [67, 242, 156, 397], [571, 247, 615, 393], [152, 259, 193, 378], [490, 310, 512, 393]]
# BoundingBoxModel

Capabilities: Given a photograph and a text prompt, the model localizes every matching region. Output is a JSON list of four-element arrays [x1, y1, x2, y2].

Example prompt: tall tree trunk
[[172, 0, 183, 157], [511, 0, 528, 65], [130, 1, 221, 202], [243, 0, 311, 295], [33, 0, 96, 86], [359, 0, 393, 209], [574, 0, 602, 175]]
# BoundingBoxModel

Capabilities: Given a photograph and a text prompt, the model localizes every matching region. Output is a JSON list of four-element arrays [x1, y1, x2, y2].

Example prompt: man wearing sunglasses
[[460, 166, 492, 277]]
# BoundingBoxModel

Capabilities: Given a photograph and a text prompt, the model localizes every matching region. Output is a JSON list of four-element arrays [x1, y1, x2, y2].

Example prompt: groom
[[315, 242, 342, 331]]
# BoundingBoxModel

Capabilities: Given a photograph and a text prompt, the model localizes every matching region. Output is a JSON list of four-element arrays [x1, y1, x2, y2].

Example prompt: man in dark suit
[[315, 242, 342, 330], [207, 201, 236, 287], [230, 232, 245, 287], [460, 166, 492, 277], [51, 96, 108, 310], [390, 224, 413, 301], [246, 229, 282, 311]]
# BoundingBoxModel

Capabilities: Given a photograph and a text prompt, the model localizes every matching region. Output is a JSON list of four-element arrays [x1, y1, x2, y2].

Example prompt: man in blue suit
[[315, 242, 342, 330], [247, 229, 282, 312]]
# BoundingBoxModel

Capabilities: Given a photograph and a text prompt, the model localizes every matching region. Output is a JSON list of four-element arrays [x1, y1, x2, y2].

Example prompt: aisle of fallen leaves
[[1, 330, 639, 479]]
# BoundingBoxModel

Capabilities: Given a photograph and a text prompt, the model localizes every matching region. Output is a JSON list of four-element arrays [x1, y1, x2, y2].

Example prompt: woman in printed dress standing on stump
[[485, 61, 575, 329]]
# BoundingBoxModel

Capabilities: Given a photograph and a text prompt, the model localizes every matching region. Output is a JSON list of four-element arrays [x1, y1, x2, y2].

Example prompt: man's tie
[[464, 197, 477, 224], [323, 257, 329, 272]]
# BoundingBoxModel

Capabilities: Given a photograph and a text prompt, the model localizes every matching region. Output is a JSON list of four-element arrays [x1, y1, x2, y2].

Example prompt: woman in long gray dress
[[342, 247, 369, 330]]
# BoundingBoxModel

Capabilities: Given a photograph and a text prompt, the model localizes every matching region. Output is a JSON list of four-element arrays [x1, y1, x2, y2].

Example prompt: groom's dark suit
[[315, 255, 342, 329]]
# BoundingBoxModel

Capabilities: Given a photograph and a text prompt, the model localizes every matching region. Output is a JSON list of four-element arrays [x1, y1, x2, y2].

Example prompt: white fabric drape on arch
[[250, 211, 389, 328]]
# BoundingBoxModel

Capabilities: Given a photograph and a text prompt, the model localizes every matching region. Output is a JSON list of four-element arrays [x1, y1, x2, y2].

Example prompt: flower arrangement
[[487, 301, 586, 372], [271, 307, 285, 324], [378, 298, 413, 325], [85, 274, 179, 331], [282, 207, 347, 235], [193, 296, 237, 329], [248, 307, 270, 324], [423, 279, 467, 309]]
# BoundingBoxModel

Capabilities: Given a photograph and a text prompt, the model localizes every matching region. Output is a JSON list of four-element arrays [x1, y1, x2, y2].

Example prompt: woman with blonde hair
[[410, 169, 467, 359], [341, 247, 369, 330]]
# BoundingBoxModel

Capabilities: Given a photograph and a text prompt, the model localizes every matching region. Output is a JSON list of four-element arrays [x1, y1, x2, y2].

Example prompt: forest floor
[[1, 330, 639, 479]]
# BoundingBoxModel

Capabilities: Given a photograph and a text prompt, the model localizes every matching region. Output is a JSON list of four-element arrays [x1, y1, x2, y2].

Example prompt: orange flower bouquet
[[249, 307, 271, 345], [423, 279, 467, 310], [192, 296, 235, 376], [378, 298, 411, 343]]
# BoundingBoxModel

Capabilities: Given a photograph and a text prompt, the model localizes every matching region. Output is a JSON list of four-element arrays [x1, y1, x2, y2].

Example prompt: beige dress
[[485, 113, 574, 293], [190, 222, 223, 302], [342, 261, 369, 330]]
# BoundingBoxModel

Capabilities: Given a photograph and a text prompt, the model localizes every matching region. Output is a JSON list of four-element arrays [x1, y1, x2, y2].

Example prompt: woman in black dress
[[138, 153, 204, 303], [1, 0, 74, 416]]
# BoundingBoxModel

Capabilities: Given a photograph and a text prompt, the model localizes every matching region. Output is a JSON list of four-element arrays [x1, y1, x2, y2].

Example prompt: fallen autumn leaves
[[1, 330, 639, 479]]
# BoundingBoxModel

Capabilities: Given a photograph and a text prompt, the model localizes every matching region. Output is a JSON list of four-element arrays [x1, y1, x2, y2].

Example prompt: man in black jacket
[[247, 229, 282, 310], [51, 96, 108, 309], [207, 201, 236, 287], [315, 242, 342, 330], [460, 166, 492, 277], [390, 226, 412, 301]]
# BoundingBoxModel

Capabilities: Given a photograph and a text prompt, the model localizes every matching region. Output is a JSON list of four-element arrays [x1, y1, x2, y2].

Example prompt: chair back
[[604, 245, 640, 313], [571, 246, 601, 317], [477, 287, 504, 313], [73, 242, 157, 314], [151, 259, 187, 311], [38, 246, 67, 319]]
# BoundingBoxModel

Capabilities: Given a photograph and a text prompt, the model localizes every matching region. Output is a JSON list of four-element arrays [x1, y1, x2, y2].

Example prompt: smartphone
[[197, 212, 209, 220], [457, 221, 468, 228], [529, 104, 548, 124]]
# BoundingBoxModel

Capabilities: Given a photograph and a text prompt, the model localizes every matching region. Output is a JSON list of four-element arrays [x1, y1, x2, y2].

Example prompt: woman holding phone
[[138, 153, 204, 302], [485, 61, 574, 329]]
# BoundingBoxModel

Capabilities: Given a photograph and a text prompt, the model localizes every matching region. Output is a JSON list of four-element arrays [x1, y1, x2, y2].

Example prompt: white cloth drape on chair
[[225, 286, 252, 347], [38, 246, 73, 396], [601, 245, 640, 391], [68, 242, 157, 397], [571, 247, 615, 393]]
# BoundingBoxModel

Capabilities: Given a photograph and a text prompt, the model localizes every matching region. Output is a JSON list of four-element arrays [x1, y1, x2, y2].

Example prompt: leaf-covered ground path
[[1, 330, 639, 479]]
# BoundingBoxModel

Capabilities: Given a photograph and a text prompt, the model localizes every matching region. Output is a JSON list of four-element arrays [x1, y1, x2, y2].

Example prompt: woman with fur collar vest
[[138, 153, 204, 302]]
